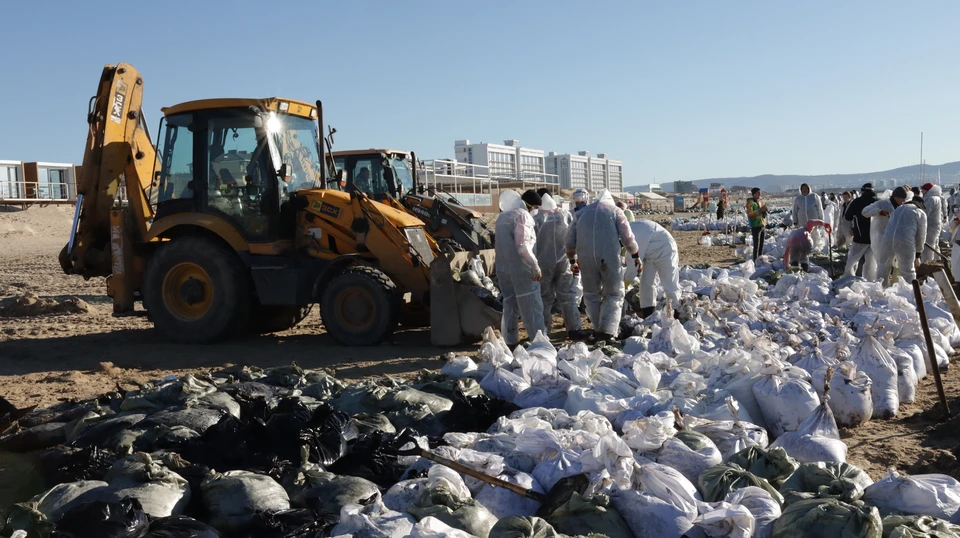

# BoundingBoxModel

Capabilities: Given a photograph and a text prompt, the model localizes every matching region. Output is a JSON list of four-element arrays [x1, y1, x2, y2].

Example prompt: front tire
[[143, 237, 251, 344], [320, 266, 398, 345]]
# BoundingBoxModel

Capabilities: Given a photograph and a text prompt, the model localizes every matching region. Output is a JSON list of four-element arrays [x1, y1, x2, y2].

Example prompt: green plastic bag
[[780, 461, 874, 505], [408, 484, 499, 538], [882, 514, 960, 538], [698, 462, 784, 503], [546, 493, 634, 538], [772, 498, 882, 538], [726, 446, 799, 488]]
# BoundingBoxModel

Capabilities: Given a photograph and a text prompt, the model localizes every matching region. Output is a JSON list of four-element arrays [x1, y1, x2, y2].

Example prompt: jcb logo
[[109, 81, 128, 125]]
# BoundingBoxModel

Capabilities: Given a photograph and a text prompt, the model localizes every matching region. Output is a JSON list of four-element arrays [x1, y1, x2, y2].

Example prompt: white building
[[545, 151, 622, 192], [636, 183, 661, 193], [454, 139, 549, 183]]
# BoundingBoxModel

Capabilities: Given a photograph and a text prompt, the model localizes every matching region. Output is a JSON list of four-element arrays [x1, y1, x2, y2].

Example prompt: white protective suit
[[534, 194, 583, 332], [823, 197, 839, 243], [793, 190, 825, 249], [495, 190, 546, 345], [922, 185, 944, 262], [877, 200, 928, 286], [627, 220, 680, 310], [565, 190, 639, 337], [793, 191, 825, 228], [861, 197, 896, 260]]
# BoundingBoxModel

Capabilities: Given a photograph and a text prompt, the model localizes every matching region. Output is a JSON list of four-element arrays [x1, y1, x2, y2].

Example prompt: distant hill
[[627, 161, 960, 193]]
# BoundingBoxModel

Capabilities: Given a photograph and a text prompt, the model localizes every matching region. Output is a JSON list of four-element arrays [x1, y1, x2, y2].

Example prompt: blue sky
[[2, 0, 958, 184]]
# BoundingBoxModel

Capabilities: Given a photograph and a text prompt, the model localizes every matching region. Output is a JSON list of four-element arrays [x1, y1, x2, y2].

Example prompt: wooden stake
[[913, 278, 951, 417]]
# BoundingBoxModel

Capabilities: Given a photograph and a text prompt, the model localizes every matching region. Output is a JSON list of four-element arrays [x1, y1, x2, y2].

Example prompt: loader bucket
[[430, 249, 501, 346]]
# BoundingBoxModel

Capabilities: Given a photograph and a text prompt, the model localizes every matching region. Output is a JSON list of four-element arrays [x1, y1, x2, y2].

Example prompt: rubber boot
[[638, 306, 655, 319]]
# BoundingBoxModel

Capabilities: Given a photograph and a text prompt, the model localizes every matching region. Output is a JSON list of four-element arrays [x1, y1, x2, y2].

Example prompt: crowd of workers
[[495, 180, 956, 346], [762, 181, 953, 286], [494, 187, 680, 346]]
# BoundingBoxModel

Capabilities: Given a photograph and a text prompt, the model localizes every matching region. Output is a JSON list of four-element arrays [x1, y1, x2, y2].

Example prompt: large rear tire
[[320, 266, 398, 345], [143, 236, 251, 344]]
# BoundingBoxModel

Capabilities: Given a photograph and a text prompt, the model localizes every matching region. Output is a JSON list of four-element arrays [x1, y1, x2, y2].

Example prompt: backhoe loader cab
[[330, 149, 495, 252], [61, 63, 501, 346]]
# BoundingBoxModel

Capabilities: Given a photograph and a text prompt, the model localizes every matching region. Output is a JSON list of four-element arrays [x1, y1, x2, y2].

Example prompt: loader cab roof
[[330, 149, 411, 158], [161, 97, 317, 119]]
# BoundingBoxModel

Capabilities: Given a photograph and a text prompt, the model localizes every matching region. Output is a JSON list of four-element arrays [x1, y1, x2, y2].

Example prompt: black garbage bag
[[444, 381, 519, 433], [0, 421, 67, 452], [328, 429, 426, 488], [52, 497, 150, 538], [241, 508, 336, 538], [137, 406, 226, 435], [69, 414, 146, 449], [264, 400, 356, 467], [144, 516, 221, 538], [179, 414, 276, 473], [39, 446, 118, 485]]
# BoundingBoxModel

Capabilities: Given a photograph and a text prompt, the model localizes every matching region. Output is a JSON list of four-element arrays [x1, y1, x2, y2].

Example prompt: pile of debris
[[1, 261, 960, 537], [0, 293, 89, 318]]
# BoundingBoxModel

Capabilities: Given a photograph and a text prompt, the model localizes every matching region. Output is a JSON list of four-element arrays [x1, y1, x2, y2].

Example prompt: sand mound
[[0, 293, 89, 317]]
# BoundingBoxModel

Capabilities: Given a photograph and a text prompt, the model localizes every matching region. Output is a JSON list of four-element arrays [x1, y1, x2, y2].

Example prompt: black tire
[[252, 305, 313, 334], [320, 266, 398, 345], [143, 236, 251, 344]]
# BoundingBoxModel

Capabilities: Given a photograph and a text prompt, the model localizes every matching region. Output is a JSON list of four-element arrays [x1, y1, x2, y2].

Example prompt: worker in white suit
[[627, 219, 681, 319], [877, 187, 928, 286], [534, 194, 586, 339], [495, 189, 547, 346], [921, 182, 944, 262], [566, 190, 640, 342]]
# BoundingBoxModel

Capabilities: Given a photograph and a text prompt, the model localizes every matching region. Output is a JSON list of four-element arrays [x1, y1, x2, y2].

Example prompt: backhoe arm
[[60, 62, 157, 278]]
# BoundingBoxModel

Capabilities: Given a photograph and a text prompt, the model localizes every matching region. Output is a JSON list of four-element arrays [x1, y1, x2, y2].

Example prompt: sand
[[0, 204, 957, 480]]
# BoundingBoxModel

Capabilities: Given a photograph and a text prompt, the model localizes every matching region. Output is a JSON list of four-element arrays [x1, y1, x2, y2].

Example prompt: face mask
[[530, 208, 539, 217]]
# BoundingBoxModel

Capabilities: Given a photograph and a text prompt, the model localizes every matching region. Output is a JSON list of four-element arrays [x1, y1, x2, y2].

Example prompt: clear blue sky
[[2, 0, 958, 184]]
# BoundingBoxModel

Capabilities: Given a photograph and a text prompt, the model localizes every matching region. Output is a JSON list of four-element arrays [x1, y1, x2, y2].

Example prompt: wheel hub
[[180, 278, 206, 305], [162, 262, 213, 322]]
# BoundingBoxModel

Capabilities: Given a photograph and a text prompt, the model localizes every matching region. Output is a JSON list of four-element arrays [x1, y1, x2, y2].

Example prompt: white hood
[[499, 189, 525, 212], [540, 193, 558, 211], [595, 189, 615, 207]]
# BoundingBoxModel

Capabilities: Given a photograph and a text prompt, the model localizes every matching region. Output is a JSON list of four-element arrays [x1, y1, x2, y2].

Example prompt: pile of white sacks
[[426, 259, 960, 538]]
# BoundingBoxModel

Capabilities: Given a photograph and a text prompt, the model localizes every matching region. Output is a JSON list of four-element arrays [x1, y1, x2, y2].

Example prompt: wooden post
[[932, 268, 960, 331], [913, 279, 951, 417]]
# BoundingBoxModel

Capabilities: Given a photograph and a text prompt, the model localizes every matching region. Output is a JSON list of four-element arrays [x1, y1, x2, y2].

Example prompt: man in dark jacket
[[843, 183, 878, 280]]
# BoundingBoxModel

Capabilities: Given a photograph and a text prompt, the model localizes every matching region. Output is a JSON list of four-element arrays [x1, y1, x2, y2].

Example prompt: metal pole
[[913, 278, 950, 417]]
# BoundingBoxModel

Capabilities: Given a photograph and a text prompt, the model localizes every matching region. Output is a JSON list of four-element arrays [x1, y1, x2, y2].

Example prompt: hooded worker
[[843, 183, 878, 280], [921, 182, 944, 261], [534, 194, 586, 339], [565, 189, 640, 341], [861, 190, 897, 261], [495, 189, 547, 346], [573, 188, 590, 212], [627, 219, 680, 318], [877, 186, 928, 286], [822, 193, 838, 243], [784, 220, 831, 273], [793, 183, 825, 229]]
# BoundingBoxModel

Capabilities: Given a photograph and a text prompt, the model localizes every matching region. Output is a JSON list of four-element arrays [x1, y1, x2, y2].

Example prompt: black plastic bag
[[52, 497, 150, 538], [444, 381, 519, 433], [241, 508, 336, 538], [38, 446, 118, 486], [144, 516, 221, 538], [328, 429, 425, 488]]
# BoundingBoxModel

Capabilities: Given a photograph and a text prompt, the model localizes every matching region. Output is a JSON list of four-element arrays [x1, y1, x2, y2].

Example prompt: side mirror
[[338, 169, 348, 188], [278, 163, 291, 183]]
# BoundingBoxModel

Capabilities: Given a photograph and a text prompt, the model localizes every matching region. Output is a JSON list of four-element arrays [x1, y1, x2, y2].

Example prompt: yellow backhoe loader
[[59, 63, 499, 346], [327, 149, 495, 253]]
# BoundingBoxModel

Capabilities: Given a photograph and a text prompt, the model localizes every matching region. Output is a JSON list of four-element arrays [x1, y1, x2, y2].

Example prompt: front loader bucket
[[430, 249, 501, 346]]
